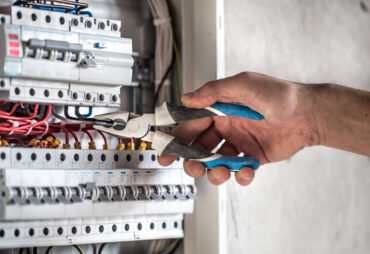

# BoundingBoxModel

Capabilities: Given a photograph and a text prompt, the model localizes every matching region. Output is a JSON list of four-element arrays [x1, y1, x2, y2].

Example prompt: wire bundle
[[147, 0, 174, 105]]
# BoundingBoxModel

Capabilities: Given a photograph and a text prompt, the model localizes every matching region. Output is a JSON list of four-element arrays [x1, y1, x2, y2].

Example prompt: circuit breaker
[[0, 1, 194, 250]]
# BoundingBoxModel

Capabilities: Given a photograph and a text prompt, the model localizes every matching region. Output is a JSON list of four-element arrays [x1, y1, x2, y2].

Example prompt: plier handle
[[94, 102, 264, 171]]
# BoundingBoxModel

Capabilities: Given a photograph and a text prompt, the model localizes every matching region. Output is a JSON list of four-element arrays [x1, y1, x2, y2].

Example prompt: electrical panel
[[0, 1, 194, 251]]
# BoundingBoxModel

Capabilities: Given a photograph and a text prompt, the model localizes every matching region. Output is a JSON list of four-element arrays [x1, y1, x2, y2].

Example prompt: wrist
[[296, 83, 326, 147]]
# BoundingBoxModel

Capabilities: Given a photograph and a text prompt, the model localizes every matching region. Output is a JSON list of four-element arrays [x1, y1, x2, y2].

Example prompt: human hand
[[158, 72, 319, 186]]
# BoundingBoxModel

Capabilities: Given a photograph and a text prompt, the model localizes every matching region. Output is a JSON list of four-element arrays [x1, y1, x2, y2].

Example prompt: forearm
[[307, 83, 370, 156]]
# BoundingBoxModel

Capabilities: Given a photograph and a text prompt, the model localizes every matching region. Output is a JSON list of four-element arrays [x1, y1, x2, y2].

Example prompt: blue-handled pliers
[[93, 102, 264, 171]]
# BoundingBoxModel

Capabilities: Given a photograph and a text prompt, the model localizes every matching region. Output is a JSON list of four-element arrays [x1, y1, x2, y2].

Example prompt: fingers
[[207, 166, 231, 185], [235, 167, 255, 186], [183, 160, 206, 178], [181, 73, 251, 108], [181, 74, 248, 108], [183, 160, 255, 187], [157, 117, 213, 166]]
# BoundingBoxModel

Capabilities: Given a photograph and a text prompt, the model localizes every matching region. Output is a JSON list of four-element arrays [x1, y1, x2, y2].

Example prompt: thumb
[[181, 73, 250, 109]]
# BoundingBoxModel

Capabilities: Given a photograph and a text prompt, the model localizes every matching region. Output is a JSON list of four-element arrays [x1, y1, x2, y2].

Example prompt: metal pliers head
[[94, 111, 155, 139]]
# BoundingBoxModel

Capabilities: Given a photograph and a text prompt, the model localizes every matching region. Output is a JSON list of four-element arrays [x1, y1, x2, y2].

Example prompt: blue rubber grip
[[210, 102, 264, 120], [201, 156, 260, 171]]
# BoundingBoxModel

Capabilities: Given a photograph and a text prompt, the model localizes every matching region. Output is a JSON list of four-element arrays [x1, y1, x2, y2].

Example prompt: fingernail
[[209, 169, 223, 182]]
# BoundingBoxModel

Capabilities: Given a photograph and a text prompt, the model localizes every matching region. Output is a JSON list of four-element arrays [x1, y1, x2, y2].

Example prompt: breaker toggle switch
[[185, 185, 197, 199], [80, 51, 97, 68], [173, 185, 186, 200], [147, 185, 162, 200], [70, 187, 83, 203], [26, 187, 41, 204], [136, 186, 149, 200], [9, 187, 26, 204], [111, 186, 123, 201], [124, 186, 136, 201], [161, 185, 175, 200], [55, 187, 69, 204], [41, 187, 54, 204], [98, 186, 111, 202]]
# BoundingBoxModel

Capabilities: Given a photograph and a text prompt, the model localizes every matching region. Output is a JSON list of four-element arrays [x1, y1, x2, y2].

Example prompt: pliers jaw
[[93, 113, 156, 139]]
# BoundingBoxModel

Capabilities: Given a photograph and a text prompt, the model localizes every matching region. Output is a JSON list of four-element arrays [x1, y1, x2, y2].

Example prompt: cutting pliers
[[93, 102, 264, 171]]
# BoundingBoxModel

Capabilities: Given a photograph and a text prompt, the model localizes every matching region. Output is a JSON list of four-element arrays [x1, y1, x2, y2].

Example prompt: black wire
[[63, 106, 113, 125], [153, 57, 176, 109], [168, 239, 182, 254], [97, 243, 107, 254], [13, 1, 75, 11], [92, 244, 97, 254], [33, 247, 37, 254], [18, 248, 24, 254]]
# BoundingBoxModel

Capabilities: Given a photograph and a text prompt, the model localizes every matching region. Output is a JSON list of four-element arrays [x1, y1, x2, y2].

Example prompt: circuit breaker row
[[0, 214, 183, 248], [0, 147, 182, 169], [0, 6, 122, 37], [0, 77, 121, 106], [5, 183, 196, 204]]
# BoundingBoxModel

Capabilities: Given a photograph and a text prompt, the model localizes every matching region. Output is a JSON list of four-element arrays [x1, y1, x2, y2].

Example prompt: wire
[[153, 57, 175, 108], [0, 104, 51, 132], [63, 106, 113, 125], [45, 246, 54, 254], [167, 0, 182, 104], [72, 245, 84, 254], [0, 103, 20, 116], [82, 128, 93, 142], [156, 239, 181, 254], [92, 244, 97, 254], [97, 243, 107, 254], [148, 0, 174, 104], [173, 39, 182, 105], [96, 129, 108, 145], [75, 106, 93, 118], [33, 247, 37, 254], [0, 104, 39, 120]]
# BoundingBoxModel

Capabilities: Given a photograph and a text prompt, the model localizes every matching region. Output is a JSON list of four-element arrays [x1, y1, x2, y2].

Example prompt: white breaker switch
[[0, 6, 134, 107]]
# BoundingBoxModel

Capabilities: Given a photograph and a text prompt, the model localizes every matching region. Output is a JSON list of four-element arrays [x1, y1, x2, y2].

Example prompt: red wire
[[0, 103, 20, 116], [0, 101, 7, 106], [68, 129, 79, 142], [0, 104, 51, 132], [49, 123, 69, 145], [0, 104, 39, 120], [96, 130, 108, 144], [82, 128, 94, 142], [118, 137, 122, 144]]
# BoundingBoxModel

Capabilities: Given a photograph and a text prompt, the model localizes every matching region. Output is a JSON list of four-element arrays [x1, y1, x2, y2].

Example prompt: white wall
[[225, 1, 370, 253]]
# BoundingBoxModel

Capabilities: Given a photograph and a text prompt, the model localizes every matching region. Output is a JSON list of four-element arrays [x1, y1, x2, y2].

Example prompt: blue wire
[[78, 107, 93, 117], [26, 0, 93, 17]]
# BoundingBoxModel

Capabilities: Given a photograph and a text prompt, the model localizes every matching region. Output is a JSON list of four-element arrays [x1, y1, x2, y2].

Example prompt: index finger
[[157, 117, 213, 166]]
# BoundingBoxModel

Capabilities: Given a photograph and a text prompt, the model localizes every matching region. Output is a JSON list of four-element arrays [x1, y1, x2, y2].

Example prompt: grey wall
[[225, 1, 370, 254]]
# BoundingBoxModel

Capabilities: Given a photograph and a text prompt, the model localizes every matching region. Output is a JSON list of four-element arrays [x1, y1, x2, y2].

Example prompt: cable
[[97, 243, 107, 254], [156, 239, 181, 254], [0, 103, 20, 116], [0, 104, 39, 120], [167, 0, 182, 104], [0, 104, 51, 132], [148, 0, 174, 104], [63, 106, 113, 125], [96, 129, 108, 145], [92, 244, 97, 254], [45, 246, 53, 254], [75, 106, 93, 118], [72, 245, 84, 254], [33, 247, 37, 254], [153, 57, 175, 108]]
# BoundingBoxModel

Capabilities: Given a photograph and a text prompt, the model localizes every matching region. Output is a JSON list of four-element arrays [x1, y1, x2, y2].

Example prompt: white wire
[[147, 0, 174, 105]]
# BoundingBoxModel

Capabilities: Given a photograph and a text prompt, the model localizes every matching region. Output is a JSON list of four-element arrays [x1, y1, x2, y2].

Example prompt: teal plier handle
[[155, 102, 264, 171]]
